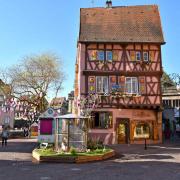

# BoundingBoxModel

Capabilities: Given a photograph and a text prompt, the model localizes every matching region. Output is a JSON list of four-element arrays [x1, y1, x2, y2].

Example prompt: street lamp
[[144, 134, 149, 150]]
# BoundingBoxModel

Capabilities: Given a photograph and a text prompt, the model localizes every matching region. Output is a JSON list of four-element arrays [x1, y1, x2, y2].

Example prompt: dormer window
[[136, 52, 141, 61], [143, 52, 149, 61]]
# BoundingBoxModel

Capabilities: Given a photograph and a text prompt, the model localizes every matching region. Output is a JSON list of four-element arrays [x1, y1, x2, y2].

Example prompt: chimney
[[106, 0, 112, 8]]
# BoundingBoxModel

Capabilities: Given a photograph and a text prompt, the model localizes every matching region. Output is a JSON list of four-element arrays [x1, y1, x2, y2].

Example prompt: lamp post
[[144, 138, 147, 150], [144, 134, 148, 150], [55, 118, 59, 152], [67, 120, 70, 151]]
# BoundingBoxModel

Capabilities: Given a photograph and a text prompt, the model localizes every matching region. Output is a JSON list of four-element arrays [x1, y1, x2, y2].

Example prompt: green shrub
[[94, 149, 104, 153], [36, 148, 56, 156], [87, 138, 104, 150], [70, 147, 77, 156]]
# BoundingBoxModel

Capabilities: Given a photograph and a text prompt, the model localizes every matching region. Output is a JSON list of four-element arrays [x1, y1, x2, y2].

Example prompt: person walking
[[1, 127, 9, 147], [23, 127, 29, 137]]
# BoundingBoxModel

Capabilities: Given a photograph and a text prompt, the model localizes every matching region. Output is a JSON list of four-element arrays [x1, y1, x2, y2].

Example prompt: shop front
[[88, 108, 162, 145]]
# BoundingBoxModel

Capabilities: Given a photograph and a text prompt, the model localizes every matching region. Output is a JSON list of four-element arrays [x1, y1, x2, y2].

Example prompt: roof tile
[[79, 5, 165, 43]]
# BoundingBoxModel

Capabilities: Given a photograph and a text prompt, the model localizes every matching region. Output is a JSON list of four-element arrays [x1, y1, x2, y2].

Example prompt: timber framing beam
[[83, 70, 163, 76]]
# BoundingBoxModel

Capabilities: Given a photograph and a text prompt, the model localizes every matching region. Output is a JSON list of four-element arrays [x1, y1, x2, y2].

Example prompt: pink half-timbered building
[[75, 2, 165, 144]]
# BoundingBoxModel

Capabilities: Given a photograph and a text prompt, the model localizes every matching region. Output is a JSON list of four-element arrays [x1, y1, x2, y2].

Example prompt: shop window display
[[134, 123, 150, 138]]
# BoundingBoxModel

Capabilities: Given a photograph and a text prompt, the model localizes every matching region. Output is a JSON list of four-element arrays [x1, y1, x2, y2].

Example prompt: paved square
[[0, 138, 180, 180]]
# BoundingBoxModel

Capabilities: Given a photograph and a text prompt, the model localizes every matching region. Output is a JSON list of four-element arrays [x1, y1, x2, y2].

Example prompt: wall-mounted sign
[[48, 108, 53, 115]]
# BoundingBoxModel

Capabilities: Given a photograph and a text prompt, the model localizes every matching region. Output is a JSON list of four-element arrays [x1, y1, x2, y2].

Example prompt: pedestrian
[[1, 127, 9, 147], [26, 127, 29, 137], [24, 127, 29, 137], [23, 127, 26, 137]]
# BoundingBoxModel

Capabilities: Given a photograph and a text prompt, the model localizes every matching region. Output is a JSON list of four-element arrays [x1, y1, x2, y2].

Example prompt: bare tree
[[169, 73, 180, 87], [1, 53, 65, 118]]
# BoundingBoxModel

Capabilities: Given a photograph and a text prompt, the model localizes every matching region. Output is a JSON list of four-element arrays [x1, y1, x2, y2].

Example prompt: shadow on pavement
[[0, 139, 37, 153], [139, 154, 174, 160]]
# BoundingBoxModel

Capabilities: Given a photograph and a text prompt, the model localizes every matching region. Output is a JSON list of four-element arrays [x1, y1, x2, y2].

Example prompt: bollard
[[144, 138, 147, 150]]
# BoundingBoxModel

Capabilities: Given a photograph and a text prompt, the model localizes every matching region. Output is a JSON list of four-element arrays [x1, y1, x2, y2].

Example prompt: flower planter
[[32, 149, 115, 163]]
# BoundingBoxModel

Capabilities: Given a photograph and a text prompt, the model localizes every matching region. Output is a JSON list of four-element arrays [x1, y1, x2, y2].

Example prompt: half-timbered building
[[75, 1, 165, 144]]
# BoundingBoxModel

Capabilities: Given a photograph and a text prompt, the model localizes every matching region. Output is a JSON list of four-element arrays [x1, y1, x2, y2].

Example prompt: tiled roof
[[79, 5, 165, 43], [50, 97, 66, 106]]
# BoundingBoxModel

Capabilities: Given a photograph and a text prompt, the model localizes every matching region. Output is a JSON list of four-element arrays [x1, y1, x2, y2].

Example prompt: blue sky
[[0, 0, 179, 98]]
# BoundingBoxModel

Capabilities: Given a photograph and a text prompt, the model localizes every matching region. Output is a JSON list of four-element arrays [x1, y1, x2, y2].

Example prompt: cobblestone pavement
[[0, 138, 180, 180]]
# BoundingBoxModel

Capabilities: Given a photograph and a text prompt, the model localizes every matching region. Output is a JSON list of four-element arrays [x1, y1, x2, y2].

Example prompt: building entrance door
[[116, 119, 129, 144]]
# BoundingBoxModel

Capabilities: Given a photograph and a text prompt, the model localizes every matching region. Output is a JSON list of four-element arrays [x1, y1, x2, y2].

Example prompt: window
[[88, 50, 120, 62], [125, 77, 138, 94], [40, 118, 53, 135], [168, 100, 172, 107], [106, 51, 113, 61], [162, 100, 166, 106], [176, 100, 179, 107], [173, 100, 176, 108], [143, 52, 149, 61], [134, 123, 150, 138], [92, 112, 112, 129], [97, 51, 104, 61], [96, 76, 109, 93], [136, 52, 141, 61]]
